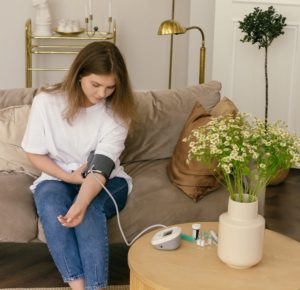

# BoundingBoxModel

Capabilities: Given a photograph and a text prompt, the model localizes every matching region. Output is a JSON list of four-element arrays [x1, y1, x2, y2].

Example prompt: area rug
[[1, 286, 129, 290]]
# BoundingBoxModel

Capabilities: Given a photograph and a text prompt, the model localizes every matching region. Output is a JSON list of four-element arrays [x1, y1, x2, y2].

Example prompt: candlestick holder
[[108, 16, 112, 33], [85, 14, 98, 37]]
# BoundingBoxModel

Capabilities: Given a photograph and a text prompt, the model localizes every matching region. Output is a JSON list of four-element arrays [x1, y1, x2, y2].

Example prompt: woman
[[22, 41, 135, 290]]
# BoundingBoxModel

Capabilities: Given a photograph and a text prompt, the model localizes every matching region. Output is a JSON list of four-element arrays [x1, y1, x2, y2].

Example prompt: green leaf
[[239, 6, 286, 49]]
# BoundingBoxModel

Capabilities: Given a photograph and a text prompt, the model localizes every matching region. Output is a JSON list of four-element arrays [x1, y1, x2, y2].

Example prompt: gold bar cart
[[25, 19, 116, 88]]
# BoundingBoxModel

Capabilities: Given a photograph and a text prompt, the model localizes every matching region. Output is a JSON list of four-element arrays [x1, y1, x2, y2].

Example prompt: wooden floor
[[0, 169, 299, 288], [0, 243, 129, 288]]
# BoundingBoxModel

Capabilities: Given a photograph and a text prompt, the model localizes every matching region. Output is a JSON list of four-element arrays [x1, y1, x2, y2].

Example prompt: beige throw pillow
[[0, 105, 40, 177], [211, 96, 238, 117]]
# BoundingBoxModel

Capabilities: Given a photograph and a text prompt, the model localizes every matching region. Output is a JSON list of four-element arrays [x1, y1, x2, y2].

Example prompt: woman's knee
[[34, 180, 76, 216], [97, 177, 128, 219]]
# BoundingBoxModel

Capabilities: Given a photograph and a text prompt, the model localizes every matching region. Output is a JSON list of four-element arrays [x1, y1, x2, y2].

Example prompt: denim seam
[[64, 256, 71, 275], [104, 237, 109, 282], [94, 264, 98, 284]]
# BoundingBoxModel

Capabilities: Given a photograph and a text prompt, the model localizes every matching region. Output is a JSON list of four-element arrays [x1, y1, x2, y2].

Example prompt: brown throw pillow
[[167, 102, 220, 202], [211, 96, 238, 117], [167, 97, 239, 202]]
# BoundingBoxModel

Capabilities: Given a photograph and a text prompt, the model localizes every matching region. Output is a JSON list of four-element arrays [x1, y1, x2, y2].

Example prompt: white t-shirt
[[21, 91, 132, 193]]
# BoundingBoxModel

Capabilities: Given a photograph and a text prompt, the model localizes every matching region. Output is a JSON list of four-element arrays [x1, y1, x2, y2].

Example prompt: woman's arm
[[27, 152, 104, 227], [57, 120, 129, 227], [26, 152, 85, 184], [57, 172, 106, 227]]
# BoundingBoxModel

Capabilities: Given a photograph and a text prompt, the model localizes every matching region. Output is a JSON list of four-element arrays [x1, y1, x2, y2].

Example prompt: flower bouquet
[[184, 112, 300, 202]]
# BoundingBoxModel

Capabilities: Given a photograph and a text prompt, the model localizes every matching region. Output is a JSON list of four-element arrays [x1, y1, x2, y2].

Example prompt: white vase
[[217, 194, 265, 269]]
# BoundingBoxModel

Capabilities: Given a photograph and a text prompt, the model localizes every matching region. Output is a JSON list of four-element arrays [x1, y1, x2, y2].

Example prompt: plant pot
[[268, 168, 289, 186], [217, 194, 265, 269]]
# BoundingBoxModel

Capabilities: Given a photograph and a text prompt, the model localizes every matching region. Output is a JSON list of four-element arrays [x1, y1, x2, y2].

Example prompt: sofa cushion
[[120, 81, 221, 164], [0, 105, 41, 177], [36, 159, 229, 244], [0, 88, 36, 109], [0, 173, 37, 242], [167, 97, 239, 202]]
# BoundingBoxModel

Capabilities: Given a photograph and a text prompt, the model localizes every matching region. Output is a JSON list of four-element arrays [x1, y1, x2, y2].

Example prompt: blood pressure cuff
[[82, 151, 115, 180]]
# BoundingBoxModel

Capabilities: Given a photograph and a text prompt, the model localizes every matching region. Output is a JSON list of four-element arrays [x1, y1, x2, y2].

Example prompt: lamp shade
[[157, 19, 206, 84], [157, 19, 186, 35]]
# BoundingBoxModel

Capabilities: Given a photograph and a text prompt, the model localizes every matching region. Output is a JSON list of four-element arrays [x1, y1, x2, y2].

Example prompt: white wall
[[0, 0, 194, 90], [188, 0, 216, 85], [212, 0, 300, 136], [0, 2, 33, 89]]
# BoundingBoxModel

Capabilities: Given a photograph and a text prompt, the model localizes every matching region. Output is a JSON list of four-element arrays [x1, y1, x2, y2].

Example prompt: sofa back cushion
[[0, 88, 36, 109], [0, 82, 221, 168], [120, 81, 221, 164], [0, 173, 37, 242]]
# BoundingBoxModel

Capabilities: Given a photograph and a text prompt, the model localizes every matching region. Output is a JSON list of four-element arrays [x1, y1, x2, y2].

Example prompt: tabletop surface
[[128, 222, 300, 290]]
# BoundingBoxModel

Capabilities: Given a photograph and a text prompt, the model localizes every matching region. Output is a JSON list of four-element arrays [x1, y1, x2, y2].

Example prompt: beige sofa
[[0, 81, 230, 245]]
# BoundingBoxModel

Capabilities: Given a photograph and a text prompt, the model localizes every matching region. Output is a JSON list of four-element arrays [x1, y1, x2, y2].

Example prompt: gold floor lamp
[[158, 19, 206, 84]]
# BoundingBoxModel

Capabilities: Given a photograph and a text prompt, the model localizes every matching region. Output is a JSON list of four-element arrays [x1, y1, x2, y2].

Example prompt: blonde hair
[[43, 41, 135, 126]]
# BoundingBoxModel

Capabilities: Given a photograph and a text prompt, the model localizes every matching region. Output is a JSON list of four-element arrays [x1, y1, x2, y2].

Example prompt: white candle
[[88, 0, 92, 15], [85, 4, 88, 18], [108, 0, 112, 17]]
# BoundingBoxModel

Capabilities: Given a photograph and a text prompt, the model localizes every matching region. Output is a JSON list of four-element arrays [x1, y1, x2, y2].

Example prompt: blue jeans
[[33, 177, 128, 290]]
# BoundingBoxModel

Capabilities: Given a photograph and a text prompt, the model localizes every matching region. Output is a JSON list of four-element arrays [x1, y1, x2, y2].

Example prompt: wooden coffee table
[[128, 222, 300, 290]]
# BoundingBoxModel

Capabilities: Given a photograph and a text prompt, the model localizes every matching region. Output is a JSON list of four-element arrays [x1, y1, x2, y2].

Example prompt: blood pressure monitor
[[150, 226, 182, 250]]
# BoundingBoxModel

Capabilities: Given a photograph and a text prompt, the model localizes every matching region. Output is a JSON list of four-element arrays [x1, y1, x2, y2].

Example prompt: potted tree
[[239, 6, 288, 186], [239, 6, 286, 129]]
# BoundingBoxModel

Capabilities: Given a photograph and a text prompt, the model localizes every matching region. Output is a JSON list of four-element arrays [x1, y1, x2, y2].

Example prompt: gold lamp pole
[[168, 0, 175, 89], [158, 19, 206, 84]]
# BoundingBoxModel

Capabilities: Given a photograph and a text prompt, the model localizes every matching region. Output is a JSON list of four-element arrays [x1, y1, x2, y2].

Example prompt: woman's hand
[[57, 171, 106, 227], [66, 163, 87, 184], [57, 201, 88, 228]]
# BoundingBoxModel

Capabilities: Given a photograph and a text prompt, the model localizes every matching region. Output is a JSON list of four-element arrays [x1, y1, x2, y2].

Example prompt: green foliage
[[185, 113, 300, 202], [239, 6, 287, 128], [239, 6, 286, 49]]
